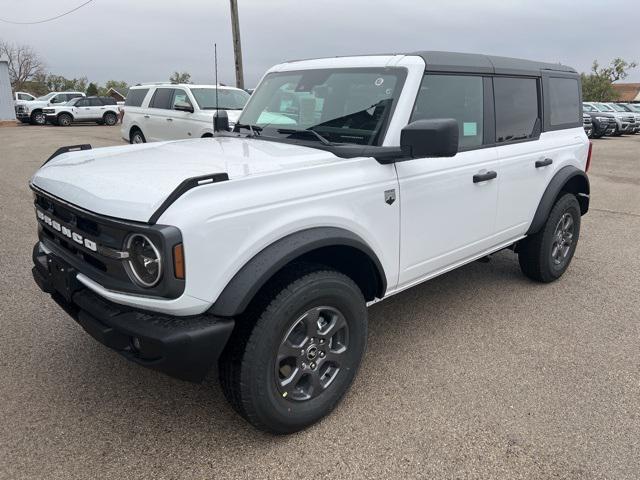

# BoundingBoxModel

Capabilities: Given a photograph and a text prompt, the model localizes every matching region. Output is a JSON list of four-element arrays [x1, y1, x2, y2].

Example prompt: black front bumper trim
[[33, 247, 234, 383]]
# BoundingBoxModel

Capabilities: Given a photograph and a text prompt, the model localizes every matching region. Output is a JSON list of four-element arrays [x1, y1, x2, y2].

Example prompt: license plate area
[[48, 255, 80, 301]]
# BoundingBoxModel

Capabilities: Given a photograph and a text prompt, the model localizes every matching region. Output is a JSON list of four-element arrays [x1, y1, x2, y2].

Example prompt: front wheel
[[219, 265, 367, 434], [518, 193, 581, 283], [30, 110, 46, 125]]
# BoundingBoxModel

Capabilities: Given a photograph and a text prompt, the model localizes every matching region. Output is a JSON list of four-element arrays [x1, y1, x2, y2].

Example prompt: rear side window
[[66, 93, 83, 101], [548, 77, 580, 126], [100, 96, 116, 105], [494, 77, 540, 143], [75, 98, 89, 107], [149, 88, 174, 109], [411, 74, 484, 150], [88, 98, 102, 107], [125, 88, 150, 107]]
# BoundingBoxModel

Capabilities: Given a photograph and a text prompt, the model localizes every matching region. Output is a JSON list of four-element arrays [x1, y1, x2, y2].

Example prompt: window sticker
[[375, 77, 384, 86], [463, 122, 478, 136]]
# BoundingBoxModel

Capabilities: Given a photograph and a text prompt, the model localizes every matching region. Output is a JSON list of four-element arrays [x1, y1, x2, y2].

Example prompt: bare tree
[[0, 39, 46, 91]]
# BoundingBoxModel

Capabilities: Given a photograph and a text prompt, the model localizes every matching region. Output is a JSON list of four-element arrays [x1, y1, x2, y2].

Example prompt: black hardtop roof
[[285, 51, 576, 77], [413, 51, 576, 76]]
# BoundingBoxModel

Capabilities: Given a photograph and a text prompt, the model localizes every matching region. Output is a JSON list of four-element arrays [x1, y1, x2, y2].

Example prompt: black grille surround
[[32, 185, 185, 299]]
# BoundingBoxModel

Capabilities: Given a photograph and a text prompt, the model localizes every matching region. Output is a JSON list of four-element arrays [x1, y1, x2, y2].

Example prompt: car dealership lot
[[0, 126, 639, 479]]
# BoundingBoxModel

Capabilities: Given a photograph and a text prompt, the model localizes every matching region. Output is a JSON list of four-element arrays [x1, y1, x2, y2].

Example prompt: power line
[[0, 0, 96, 25]]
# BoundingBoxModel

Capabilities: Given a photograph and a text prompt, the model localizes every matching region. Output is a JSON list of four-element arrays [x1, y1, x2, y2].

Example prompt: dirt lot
[[0, 124, 639, 479]]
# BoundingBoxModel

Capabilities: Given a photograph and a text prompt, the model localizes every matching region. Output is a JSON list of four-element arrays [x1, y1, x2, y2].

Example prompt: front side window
[[18, 93, 34, 101], [149, 88, 174, 109], [191, 88, 249, 110], [238, 68, 406, 145], [548, 77, 580, 126], [50, 95, 66, 104], [411, 74, 484, 150], [172, 89, 192, 109], [494, 77, 540, 143]]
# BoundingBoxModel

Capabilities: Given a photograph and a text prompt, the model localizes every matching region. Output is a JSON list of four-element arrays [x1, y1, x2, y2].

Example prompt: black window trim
[[542, 71, 583, 132]]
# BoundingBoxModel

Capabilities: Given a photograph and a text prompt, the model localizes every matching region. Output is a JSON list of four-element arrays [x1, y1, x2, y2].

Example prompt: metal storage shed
[[0, 58, 16, 121]]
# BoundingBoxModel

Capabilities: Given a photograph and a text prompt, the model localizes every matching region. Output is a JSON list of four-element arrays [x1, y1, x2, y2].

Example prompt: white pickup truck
[[30, 51, 590, 434], [14, 91, 85, 125]]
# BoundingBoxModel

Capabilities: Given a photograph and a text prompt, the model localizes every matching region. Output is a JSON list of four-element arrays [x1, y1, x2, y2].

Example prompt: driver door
[[396, 74, 499, 288]]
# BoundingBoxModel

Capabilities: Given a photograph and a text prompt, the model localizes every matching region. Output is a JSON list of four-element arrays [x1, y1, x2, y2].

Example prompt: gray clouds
[[1, 0, 638, 87]]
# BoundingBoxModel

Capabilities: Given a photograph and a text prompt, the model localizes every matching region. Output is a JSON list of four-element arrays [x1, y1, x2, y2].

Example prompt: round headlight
[[126, 234, 162, 287]]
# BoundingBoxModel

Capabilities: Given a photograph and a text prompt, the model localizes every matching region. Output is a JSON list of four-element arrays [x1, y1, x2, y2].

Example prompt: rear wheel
[[130, 128, 145, 144], [30, 110, 45, 125], [103, 112, 117, 126], [518, 193, 581, 283], [219, 265, 367, 434], [57, 113, 72, 127]]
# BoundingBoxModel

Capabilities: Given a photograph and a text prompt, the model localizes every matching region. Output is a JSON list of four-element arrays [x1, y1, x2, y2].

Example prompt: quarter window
[[548, 77, 580, 126], [125, 88, 149, 107], [149, 88, 174, 109], [494, 77, 540, 143], [410, 74, 484, 150]]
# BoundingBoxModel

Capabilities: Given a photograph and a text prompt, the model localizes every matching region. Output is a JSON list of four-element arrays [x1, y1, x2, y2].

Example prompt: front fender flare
[[527, 166, 590, 235], [210, 227, 387, 317]]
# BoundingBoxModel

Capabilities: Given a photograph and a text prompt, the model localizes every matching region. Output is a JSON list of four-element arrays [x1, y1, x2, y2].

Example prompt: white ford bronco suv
[[30, 52, 590, 434]]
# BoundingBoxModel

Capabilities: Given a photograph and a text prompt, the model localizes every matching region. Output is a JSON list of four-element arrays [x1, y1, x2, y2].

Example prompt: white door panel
[[396, 148, 499, 286]]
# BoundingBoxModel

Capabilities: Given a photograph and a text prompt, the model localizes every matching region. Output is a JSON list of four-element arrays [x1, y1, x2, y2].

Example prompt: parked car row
[[582, 102, 640, 138], [14, 91, 86, 125]]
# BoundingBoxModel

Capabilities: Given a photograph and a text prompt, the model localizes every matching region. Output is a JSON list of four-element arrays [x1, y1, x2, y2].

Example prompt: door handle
[[535, 158, 553, 168], [143, 115, 150, 119], [473, 171, 497, 183], [166, 118, 173, 122]]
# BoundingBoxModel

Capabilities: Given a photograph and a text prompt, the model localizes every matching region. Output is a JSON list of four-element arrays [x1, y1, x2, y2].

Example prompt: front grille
[[32, 188, 185, 299], [623, 116, 634, 123], [15, 105, 25, 113]]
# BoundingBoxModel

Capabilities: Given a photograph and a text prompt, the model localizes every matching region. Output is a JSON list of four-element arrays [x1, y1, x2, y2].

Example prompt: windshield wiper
[[234, 123, 262, 137], [276, 128, 332, 145]]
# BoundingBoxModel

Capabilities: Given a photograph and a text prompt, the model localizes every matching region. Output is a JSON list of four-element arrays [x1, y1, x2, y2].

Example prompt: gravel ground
[[0, 124, 638, 480]]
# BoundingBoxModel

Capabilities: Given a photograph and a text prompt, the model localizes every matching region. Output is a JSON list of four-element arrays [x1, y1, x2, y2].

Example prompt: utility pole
[[229, 0, 244, 89]]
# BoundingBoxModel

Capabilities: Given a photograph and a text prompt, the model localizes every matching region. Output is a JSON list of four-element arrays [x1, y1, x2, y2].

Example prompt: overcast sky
[[1, 0, 639, 87]]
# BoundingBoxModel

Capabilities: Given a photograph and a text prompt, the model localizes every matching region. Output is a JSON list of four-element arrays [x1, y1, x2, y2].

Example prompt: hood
[[31, 137, 339, 223]]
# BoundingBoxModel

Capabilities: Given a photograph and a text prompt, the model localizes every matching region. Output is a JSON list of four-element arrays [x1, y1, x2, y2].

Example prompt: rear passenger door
[[396, 74, 499, 287], [493, 74, 582, 242], [145, 88, 175, 141]]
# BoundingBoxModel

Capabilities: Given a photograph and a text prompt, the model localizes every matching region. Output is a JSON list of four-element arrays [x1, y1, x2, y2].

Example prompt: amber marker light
[[173, 244, 185, 279]]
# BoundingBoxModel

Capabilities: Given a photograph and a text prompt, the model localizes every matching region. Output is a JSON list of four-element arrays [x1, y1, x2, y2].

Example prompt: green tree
[[44, 74, 88, 92], [86, 82, 99, 96], [170, 71, 191, 84], [581, 58, 637, 102]]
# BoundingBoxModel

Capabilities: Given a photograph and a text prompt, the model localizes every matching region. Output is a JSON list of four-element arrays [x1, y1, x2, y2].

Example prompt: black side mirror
[[400, 118, 459, 158], [214, 110, 229, 132]]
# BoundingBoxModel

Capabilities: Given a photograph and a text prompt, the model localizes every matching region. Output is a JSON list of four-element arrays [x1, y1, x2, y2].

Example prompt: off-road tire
[[219, 264, 368, 434], [518, 193, 581, 283]]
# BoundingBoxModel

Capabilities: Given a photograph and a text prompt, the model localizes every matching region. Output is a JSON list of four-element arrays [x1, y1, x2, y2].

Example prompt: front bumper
[[32, 243, 235, 382]]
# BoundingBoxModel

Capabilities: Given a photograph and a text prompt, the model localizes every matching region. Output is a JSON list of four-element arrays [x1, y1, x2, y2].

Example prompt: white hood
[[31, 137, 339, 222]]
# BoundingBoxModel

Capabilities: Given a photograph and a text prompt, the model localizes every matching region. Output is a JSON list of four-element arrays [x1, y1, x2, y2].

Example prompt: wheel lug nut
[[319, 351, 325, 358], [310, 362, 316, 369], [319, 339, 324, 344], [302, 362, 307, 369]]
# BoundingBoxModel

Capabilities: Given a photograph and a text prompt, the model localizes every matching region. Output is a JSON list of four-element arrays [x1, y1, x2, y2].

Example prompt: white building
[[0, 58, 16, 121]]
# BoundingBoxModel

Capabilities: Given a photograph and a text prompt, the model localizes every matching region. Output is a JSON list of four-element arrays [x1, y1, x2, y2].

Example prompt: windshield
[[190, 88, 249, 110], [238, 68, 407, 145], [36, 93, 56, 101], [627, 104, 640, 112], [596, 103, 614, 112], [609, 103, 626, 112], [583, 104, 596, 112]]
